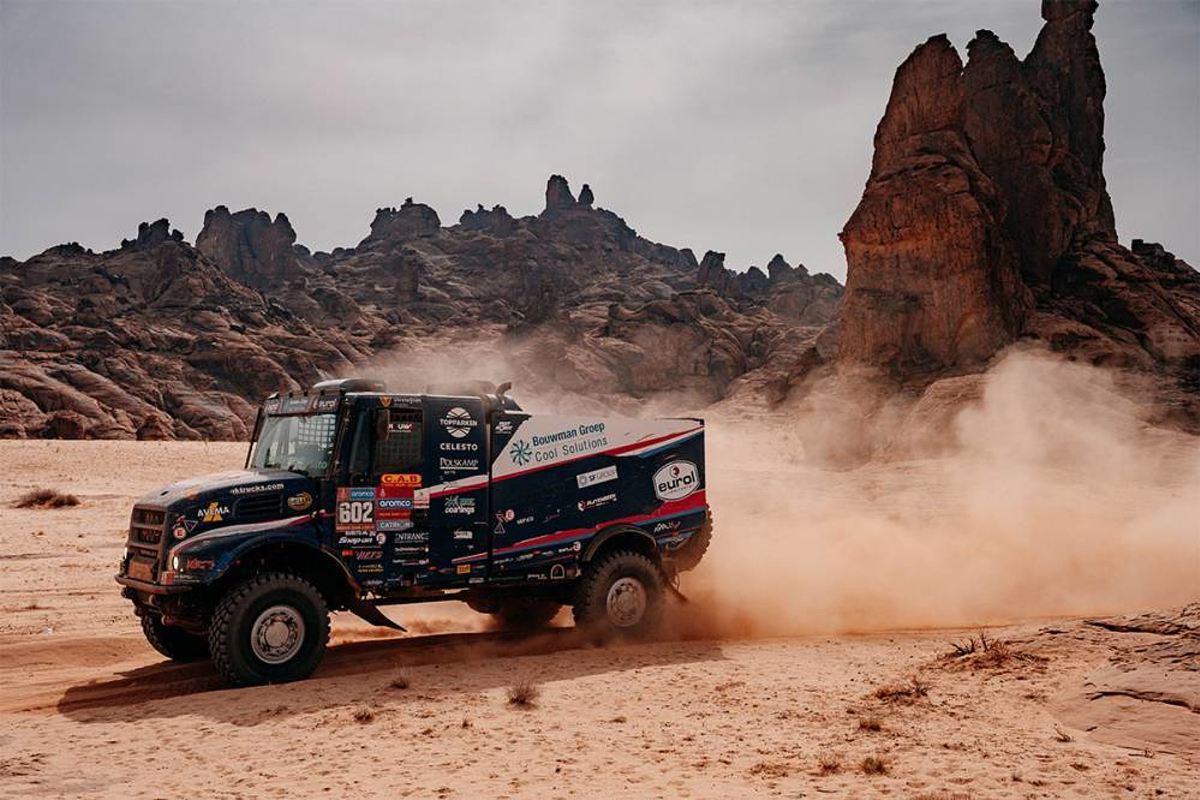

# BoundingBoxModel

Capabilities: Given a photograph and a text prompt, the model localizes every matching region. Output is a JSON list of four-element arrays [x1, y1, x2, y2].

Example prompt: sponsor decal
[[379, 396, 392, 407], [378, 497, 414, 510], [355, 549, 383, 560], [336, 487, 374, 531], [183, 557, 215, 571], [453, 528, 473, 540], [578, 493, 616, 512], [311, 395, 339, 412], [576, 465, 618, 489], [394, 530, 429, 544], [550, 564, 566, 580], [509, 440, 532, 466], [338, 533, 375, 546], [456, 564, 471, 575], [395, 558, 430, 567], [230, 482, 285, 496], [183, 519, 199, 532], [197, 502, 229, 523], [653, 460, 699, 501], [394, 546, 429, 556], [652, 519, 682, 534], [263, 397, 281, 414], [172, 524, 187, 540], [390, 421, 417, 434], [440, 441, 479, 452], [413, 490, 430, 510], [357, 563, 384, 574], [282, 396, 312, 414], [440, 407, 477, 439], [504, 509, 515, 522], [376, 518, 415, 532], [439, 456, 480, 473], [381, 473, 422, 487], [494, 420, 514, 434], [287, 492, 313, 511], [444, 496, 475, 515]]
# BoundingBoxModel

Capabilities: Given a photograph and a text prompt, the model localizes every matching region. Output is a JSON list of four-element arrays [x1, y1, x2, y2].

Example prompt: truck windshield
[[251, 413, 338, 476]]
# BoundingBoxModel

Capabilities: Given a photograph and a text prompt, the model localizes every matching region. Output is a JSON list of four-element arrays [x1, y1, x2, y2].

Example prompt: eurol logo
[[653, 460, 699, 501]]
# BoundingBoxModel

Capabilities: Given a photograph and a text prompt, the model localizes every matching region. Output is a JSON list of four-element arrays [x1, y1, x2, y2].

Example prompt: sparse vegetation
[[748, 761, 789, 779], [858, 715, 883, 732], [860, 755, 888, 775], [1053, 725, 1073, 742], [352, 707, 375, 723], [944, 632, 1047, 669], [506, 682, 540, 707], [389, 672, 411, 690], [873, 675, 930, 704], [14, 489, 80, 509], [816, 752, 842, 775]]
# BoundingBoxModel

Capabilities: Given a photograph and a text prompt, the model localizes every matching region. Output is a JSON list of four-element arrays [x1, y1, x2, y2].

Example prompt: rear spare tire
[[208, 571, 330, 686], [572, 550, 664, 638], [141, 615, 209, 662]]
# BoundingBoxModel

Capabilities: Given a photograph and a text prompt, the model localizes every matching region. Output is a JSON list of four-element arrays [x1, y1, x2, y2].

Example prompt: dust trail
[[360, 344, 1200, 637], [687, 350, 1200, 636]]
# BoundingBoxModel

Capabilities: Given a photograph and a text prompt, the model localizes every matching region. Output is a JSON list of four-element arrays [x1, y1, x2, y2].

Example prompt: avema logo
[[510, 439, 532, 466]]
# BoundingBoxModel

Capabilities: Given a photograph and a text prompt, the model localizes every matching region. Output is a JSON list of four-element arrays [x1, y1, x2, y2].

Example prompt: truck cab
[[117, 378, 711, 685]]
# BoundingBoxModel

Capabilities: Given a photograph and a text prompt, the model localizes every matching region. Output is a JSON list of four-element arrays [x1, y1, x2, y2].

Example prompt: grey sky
[[2, 0, 1197, 279]]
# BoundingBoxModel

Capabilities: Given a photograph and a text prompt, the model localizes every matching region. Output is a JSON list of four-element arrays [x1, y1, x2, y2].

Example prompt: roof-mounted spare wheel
[[309, 378, 387, 393]]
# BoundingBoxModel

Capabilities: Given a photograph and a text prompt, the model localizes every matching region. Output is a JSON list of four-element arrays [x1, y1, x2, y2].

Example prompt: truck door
[[417, 397, 490, 586]]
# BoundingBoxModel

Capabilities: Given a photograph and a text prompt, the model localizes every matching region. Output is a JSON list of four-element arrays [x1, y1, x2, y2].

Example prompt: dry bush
[[748, 761, 789, 779], [873, 675, 930, 704], [816, 752, 841, 775], [860, 755, 888, 775], [389, 672, 411, 690], [943, 635, 1047, 670], [14, 489, 80, 509], [352, 707, 375, 723], [506, 682, 540, 707], [1053, 725, 1073, 742], [914, 793, 971, 800], [858, 716, 883, 732]]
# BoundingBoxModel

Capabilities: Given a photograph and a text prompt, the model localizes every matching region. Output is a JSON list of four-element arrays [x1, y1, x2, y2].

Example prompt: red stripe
[[493, 490, 707, 554]]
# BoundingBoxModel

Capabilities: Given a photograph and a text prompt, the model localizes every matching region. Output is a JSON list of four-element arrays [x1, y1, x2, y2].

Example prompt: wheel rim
[[251, 604, 305, 665], [606, 576, 647, 628]]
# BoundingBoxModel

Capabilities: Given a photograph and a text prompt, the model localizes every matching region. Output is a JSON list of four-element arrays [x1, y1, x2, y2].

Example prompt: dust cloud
[[366, 343, 1199, 637], [689, 349, 1200, 636]]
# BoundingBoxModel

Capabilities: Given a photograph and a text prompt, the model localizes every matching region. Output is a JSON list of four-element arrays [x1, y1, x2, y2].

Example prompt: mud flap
[[666, 577, 689, 604], [348, 598, 406, 631]]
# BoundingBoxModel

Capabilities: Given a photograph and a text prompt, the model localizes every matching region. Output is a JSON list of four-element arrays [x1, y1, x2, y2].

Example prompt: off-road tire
[[668, 510, 713, 573], [572, 550, 664, 638], [492, 599, 561, 630], [141, 614, 209, 662], [208, 571, 330, 687]]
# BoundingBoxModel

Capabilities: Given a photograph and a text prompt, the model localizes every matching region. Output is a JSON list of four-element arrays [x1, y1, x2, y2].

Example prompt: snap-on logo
[[653, 460, 698, 501]]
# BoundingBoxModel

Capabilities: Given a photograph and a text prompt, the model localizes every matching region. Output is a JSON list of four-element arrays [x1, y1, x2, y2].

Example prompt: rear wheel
[[208, 571, 330, 686], [572, 550, 664, 638], [668, 510, 712, 573], [140, 614, 209, 662]]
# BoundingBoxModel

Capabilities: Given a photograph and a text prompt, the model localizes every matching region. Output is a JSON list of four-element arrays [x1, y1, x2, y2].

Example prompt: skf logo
[[197, 502, 229, 523], [381, 473, 421, 487]]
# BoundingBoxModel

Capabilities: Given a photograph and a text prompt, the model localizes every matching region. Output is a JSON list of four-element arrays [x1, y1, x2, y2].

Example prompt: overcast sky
[[2, 1, 1197, 279]]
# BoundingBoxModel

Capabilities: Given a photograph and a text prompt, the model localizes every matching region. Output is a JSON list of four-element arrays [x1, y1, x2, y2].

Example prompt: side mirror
[[374, 408, 391, 442]]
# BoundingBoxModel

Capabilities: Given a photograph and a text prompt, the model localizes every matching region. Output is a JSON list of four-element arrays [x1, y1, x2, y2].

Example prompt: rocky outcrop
[[839, 0, 1199, 389], [196, 206, 300, 290], [0, 176, 843, 439]]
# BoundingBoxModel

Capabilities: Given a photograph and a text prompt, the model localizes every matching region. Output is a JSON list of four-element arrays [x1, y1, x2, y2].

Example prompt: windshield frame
[[250, 411, 340, 478]]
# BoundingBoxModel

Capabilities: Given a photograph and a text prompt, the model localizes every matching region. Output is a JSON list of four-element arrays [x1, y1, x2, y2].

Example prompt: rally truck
[[116, 378, 711, 685]]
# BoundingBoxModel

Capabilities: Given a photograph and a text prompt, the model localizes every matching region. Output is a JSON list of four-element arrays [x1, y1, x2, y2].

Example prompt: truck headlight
[[171, 555, 180, 571]]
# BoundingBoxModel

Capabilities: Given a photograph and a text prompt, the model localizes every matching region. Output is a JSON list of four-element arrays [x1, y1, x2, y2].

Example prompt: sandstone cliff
[[0, 177, 842, 439], [839, 0, 1199, 391]]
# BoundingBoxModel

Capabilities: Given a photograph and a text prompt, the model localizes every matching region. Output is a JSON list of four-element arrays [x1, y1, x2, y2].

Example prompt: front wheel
[[572, 550, 664, 638], [208, 571, 330, 686], [141, 614, 209, 662]]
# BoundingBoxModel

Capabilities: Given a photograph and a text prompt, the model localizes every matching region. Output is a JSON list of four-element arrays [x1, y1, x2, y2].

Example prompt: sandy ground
[[0, 440, 1197, 799]]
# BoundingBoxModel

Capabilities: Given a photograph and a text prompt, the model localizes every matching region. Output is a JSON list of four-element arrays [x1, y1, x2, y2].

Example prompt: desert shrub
[[14, 489, 80, 509], [506, 682, 539, 707], [860, 755, 888, 775]]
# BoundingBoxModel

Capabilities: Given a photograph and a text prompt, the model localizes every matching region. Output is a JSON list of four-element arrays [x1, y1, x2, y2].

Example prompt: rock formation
[[0, 176, 843, 439], [839, 0, 1199, 387]]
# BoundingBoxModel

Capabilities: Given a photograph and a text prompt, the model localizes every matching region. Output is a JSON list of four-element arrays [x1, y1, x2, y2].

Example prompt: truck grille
[[235, 493, 283, 523], [130, 507, 166, 545]]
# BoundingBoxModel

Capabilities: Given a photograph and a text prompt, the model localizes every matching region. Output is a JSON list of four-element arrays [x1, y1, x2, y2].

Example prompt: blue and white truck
[[116, 378, 712, 685]]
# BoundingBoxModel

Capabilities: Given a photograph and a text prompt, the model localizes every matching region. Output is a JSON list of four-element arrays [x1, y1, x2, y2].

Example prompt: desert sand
[[1, 420, 1197, 798]]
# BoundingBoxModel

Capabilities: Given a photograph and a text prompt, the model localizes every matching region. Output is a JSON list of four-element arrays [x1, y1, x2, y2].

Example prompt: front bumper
[[115, 574, 191, 595]]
